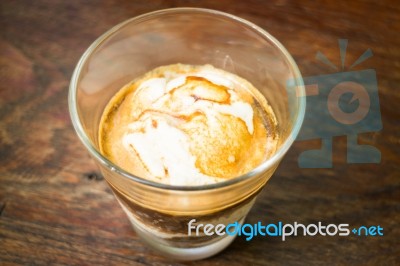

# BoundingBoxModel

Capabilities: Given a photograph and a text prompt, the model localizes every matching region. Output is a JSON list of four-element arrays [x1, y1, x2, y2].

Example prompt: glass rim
[[68, 7, 306, 191]]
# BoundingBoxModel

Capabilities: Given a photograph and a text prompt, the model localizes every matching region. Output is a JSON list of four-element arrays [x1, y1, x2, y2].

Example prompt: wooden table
[[1, 1, 399, 265]]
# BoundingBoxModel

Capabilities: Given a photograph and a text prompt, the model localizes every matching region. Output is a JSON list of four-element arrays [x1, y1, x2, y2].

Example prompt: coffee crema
[[99, 64, 279, 185]]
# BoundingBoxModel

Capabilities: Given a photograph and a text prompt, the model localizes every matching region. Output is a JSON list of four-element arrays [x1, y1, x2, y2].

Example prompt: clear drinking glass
[[69, 8, 305, 261]]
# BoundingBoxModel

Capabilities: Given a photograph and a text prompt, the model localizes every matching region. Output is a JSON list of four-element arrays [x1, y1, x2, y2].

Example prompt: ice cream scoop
[[99, 64, 278, 185]]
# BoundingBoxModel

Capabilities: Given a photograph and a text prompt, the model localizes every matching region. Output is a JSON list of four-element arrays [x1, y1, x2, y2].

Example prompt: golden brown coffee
[[99, 64, 278, 185]]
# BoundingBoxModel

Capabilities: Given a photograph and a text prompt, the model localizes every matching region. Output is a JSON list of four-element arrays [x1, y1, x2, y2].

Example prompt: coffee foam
[[99, 64, 278, 186]]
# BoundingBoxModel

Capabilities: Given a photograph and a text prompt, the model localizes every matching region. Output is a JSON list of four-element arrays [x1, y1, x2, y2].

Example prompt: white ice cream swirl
[[122, 67, 257, 185]]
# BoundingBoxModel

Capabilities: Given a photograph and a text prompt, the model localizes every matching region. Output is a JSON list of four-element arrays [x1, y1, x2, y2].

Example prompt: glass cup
[[69, 8, 305, 261]]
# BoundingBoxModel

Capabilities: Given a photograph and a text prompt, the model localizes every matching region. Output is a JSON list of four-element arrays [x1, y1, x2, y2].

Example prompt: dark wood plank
[[1, 0, 399, 265]]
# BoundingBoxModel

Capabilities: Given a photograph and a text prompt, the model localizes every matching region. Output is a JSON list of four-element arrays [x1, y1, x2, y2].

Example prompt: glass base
[[119, 201, 239, 261], [133, 222, 237, 261]]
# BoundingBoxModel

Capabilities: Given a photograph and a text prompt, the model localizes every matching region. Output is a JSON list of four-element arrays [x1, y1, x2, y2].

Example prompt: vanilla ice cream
[[99, 64, 278, 186]]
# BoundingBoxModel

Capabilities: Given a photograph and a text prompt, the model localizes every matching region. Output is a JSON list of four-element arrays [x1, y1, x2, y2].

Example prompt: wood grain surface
[[0, 0, 399, 265]]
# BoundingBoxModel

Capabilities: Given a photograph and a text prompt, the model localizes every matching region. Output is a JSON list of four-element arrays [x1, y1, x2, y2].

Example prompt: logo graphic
[[187, 219, 384, 241], [287, 39, 382, 168]]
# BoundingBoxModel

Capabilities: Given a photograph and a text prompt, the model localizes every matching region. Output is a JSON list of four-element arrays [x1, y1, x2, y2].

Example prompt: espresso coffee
[[97, 63, 281, 255], [99, 64, 279, 185]]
